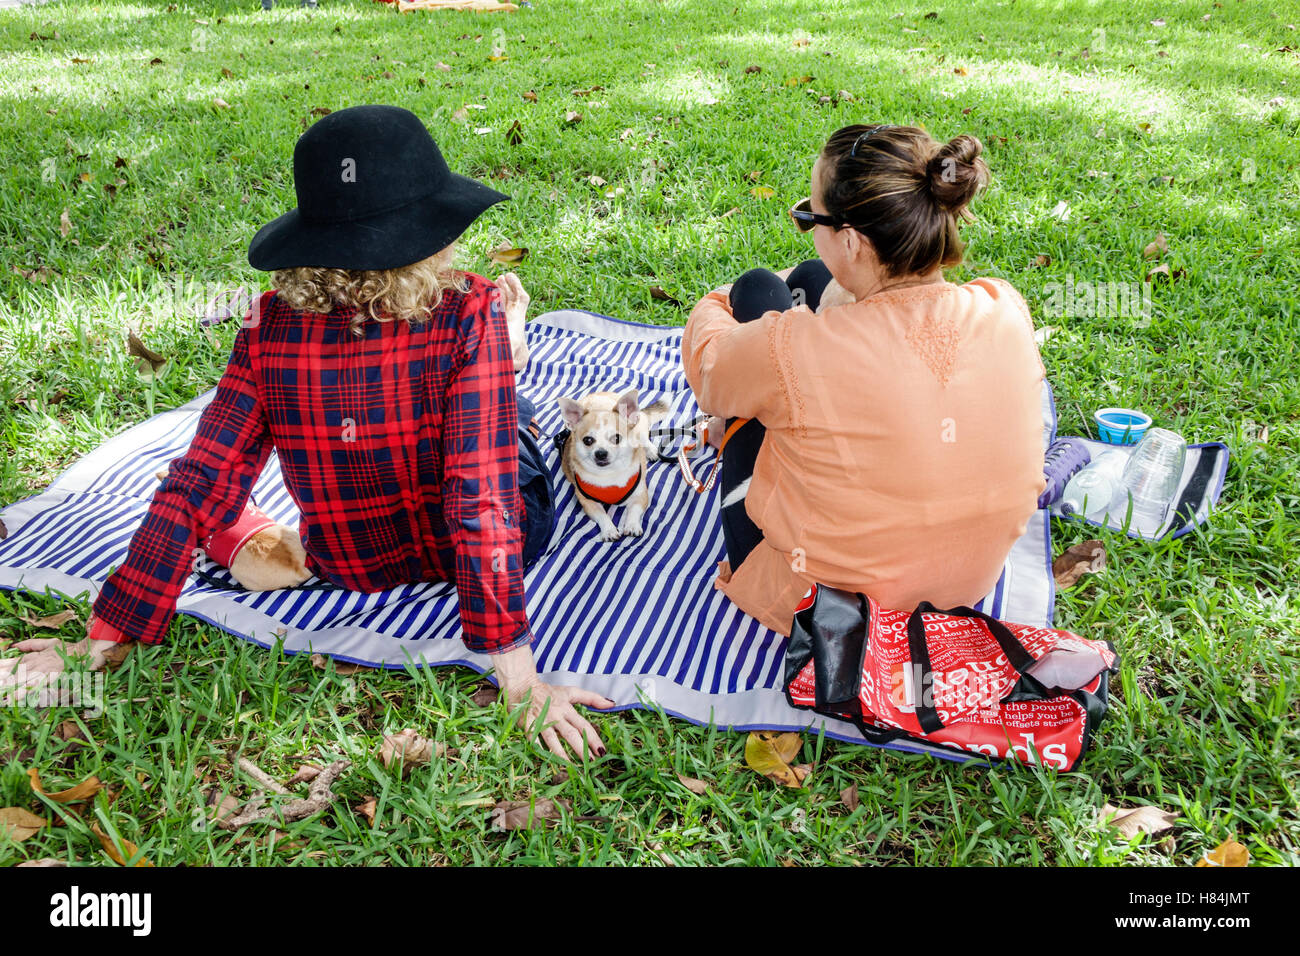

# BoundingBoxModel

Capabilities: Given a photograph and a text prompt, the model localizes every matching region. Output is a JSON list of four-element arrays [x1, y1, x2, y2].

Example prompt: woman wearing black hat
[[5, 106, 612, 761]]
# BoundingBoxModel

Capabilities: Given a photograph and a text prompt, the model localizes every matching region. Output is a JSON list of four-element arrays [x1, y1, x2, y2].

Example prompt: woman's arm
[[439, 282, 533, 658], [442, 281, 612, 759], [90, 317, 274, 646], [681, 290, 794, 424]]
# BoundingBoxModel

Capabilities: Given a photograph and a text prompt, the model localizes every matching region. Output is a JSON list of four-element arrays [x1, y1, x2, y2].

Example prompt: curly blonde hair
[[272, 245, 468, 335]]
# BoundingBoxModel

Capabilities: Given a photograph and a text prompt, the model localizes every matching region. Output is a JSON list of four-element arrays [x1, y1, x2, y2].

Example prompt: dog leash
[[676, 417, 750, 494]]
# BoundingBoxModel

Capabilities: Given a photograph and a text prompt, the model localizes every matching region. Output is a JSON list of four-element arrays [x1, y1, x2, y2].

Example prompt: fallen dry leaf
[[11, 265, 53, 284], [840, 783, 860, 811], [285, 763, 322, 786], [1053, 539, 1106, 587], [28, 768, 103, 804], [355, 795, 378, 827], [744, 731, 809, 788], [564, 111, 583, 124], [213, 97, 231, 110], [20, 608, 77, 629], [1195, 838, 1249, 867], [59, 209, 72, 237], [127, 329, 167, 375], [308, 653, 371, 676], [470, 685, 499, 707], [488, 244, 528, 266], [91, 822, 154, 867], [522, 89, 538, 102], [1145, 263, 1185, 283], [1100, 802, 1178, 839], [1034, 326, 1059, 346], [380, 729, 441, 777], [17, 858, 68, 867], [206, 790, 240, 824], [676, 773, 709, 795], [490, 797, 570, 831], [649, 286, 682, 307], [435, 61, 452, 71], [505, 119, 523, 146], [1049, 200, 1071, 221], [1032, 254, 1052, 267], [451, 107, 468, 123], [1143, 232, 1168, 259], [0, 807, 47, 842], [750, 186, 776, 199]]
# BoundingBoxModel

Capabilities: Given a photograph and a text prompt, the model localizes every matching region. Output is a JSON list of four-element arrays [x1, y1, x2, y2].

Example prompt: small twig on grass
[[218, 759, 350, 830], [237, 757, 291, 795]]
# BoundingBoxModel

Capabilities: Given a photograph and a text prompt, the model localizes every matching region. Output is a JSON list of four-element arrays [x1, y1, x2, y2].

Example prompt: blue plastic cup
[[1094, 407, 1152, 445]]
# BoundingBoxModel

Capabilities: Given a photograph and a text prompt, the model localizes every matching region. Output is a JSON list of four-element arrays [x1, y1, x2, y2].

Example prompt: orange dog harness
[[573, 469, 643, 506]]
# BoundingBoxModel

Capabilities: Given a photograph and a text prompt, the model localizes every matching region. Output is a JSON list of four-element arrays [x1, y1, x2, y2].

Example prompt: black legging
[[718, 259, 832, 569]]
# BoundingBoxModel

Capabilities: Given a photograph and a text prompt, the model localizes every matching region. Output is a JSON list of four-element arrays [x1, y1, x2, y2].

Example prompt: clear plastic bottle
[[1058, 451, 1127, 521]]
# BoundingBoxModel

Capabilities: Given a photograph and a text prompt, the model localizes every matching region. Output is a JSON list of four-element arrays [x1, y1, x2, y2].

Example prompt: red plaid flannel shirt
[[90, 272, 533, 656]]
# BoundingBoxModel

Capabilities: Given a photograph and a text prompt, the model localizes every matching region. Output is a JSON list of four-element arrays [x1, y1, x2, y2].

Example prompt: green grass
[[1, 0, 1297, 866]]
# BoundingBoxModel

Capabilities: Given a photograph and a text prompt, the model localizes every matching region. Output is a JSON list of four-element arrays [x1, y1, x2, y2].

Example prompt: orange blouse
[[681, 277, 1046, 636]]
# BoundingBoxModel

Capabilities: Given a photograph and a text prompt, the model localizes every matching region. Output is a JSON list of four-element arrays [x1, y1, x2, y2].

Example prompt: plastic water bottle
[[1059, 452, 1127, 520]]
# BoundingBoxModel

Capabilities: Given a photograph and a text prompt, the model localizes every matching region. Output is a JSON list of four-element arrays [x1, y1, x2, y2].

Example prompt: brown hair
[[272, 245, 468, 336], [818, 124, 989, 277]]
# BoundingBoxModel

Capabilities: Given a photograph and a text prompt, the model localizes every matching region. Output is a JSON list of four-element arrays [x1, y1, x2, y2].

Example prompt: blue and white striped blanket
[[0, 310, 1057, 756]]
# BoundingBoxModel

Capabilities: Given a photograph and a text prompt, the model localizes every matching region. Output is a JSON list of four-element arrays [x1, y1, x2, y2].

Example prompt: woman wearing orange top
[[682, 124, 1047, 635]]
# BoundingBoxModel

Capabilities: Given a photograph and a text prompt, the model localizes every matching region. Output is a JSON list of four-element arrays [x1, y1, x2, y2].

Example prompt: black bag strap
[[905, 601, 1039, 734]]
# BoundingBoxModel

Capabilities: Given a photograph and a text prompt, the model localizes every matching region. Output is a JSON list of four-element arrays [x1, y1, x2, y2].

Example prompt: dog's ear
[[558, 396, 586, 427], [615, 388, 640, 425]]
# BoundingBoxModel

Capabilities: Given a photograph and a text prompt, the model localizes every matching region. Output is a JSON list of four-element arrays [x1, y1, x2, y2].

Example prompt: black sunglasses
[[788, 197, 847, 233]]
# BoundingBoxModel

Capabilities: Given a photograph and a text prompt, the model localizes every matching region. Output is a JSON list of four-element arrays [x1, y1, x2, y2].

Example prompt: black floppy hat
[[247, 104, 510, 272]]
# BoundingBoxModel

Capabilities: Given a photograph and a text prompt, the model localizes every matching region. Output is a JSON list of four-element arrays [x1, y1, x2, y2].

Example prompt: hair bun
[[925, 134, 988, 212]]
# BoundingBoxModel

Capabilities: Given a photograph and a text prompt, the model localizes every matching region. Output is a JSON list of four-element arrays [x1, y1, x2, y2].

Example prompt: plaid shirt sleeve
[[90, 314, 273, 645], [441, 282, 533, 656]]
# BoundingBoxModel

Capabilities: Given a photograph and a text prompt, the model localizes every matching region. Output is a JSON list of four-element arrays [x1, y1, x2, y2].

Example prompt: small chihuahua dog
[[558, 388, 669, 541]]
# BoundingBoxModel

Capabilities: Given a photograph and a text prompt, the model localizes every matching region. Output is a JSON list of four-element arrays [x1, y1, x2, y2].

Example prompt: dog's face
[[559, 389, 647, 476]]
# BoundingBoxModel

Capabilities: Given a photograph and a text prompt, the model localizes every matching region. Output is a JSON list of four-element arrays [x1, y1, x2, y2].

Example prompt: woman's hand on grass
[[0, 626, 125, 704], [491, 643, 614, 761]]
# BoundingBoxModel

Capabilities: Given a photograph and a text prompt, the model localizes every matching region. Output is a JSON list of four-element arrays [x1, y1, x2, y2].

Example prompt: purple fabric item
[[1039, 437, 1092, 509]]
